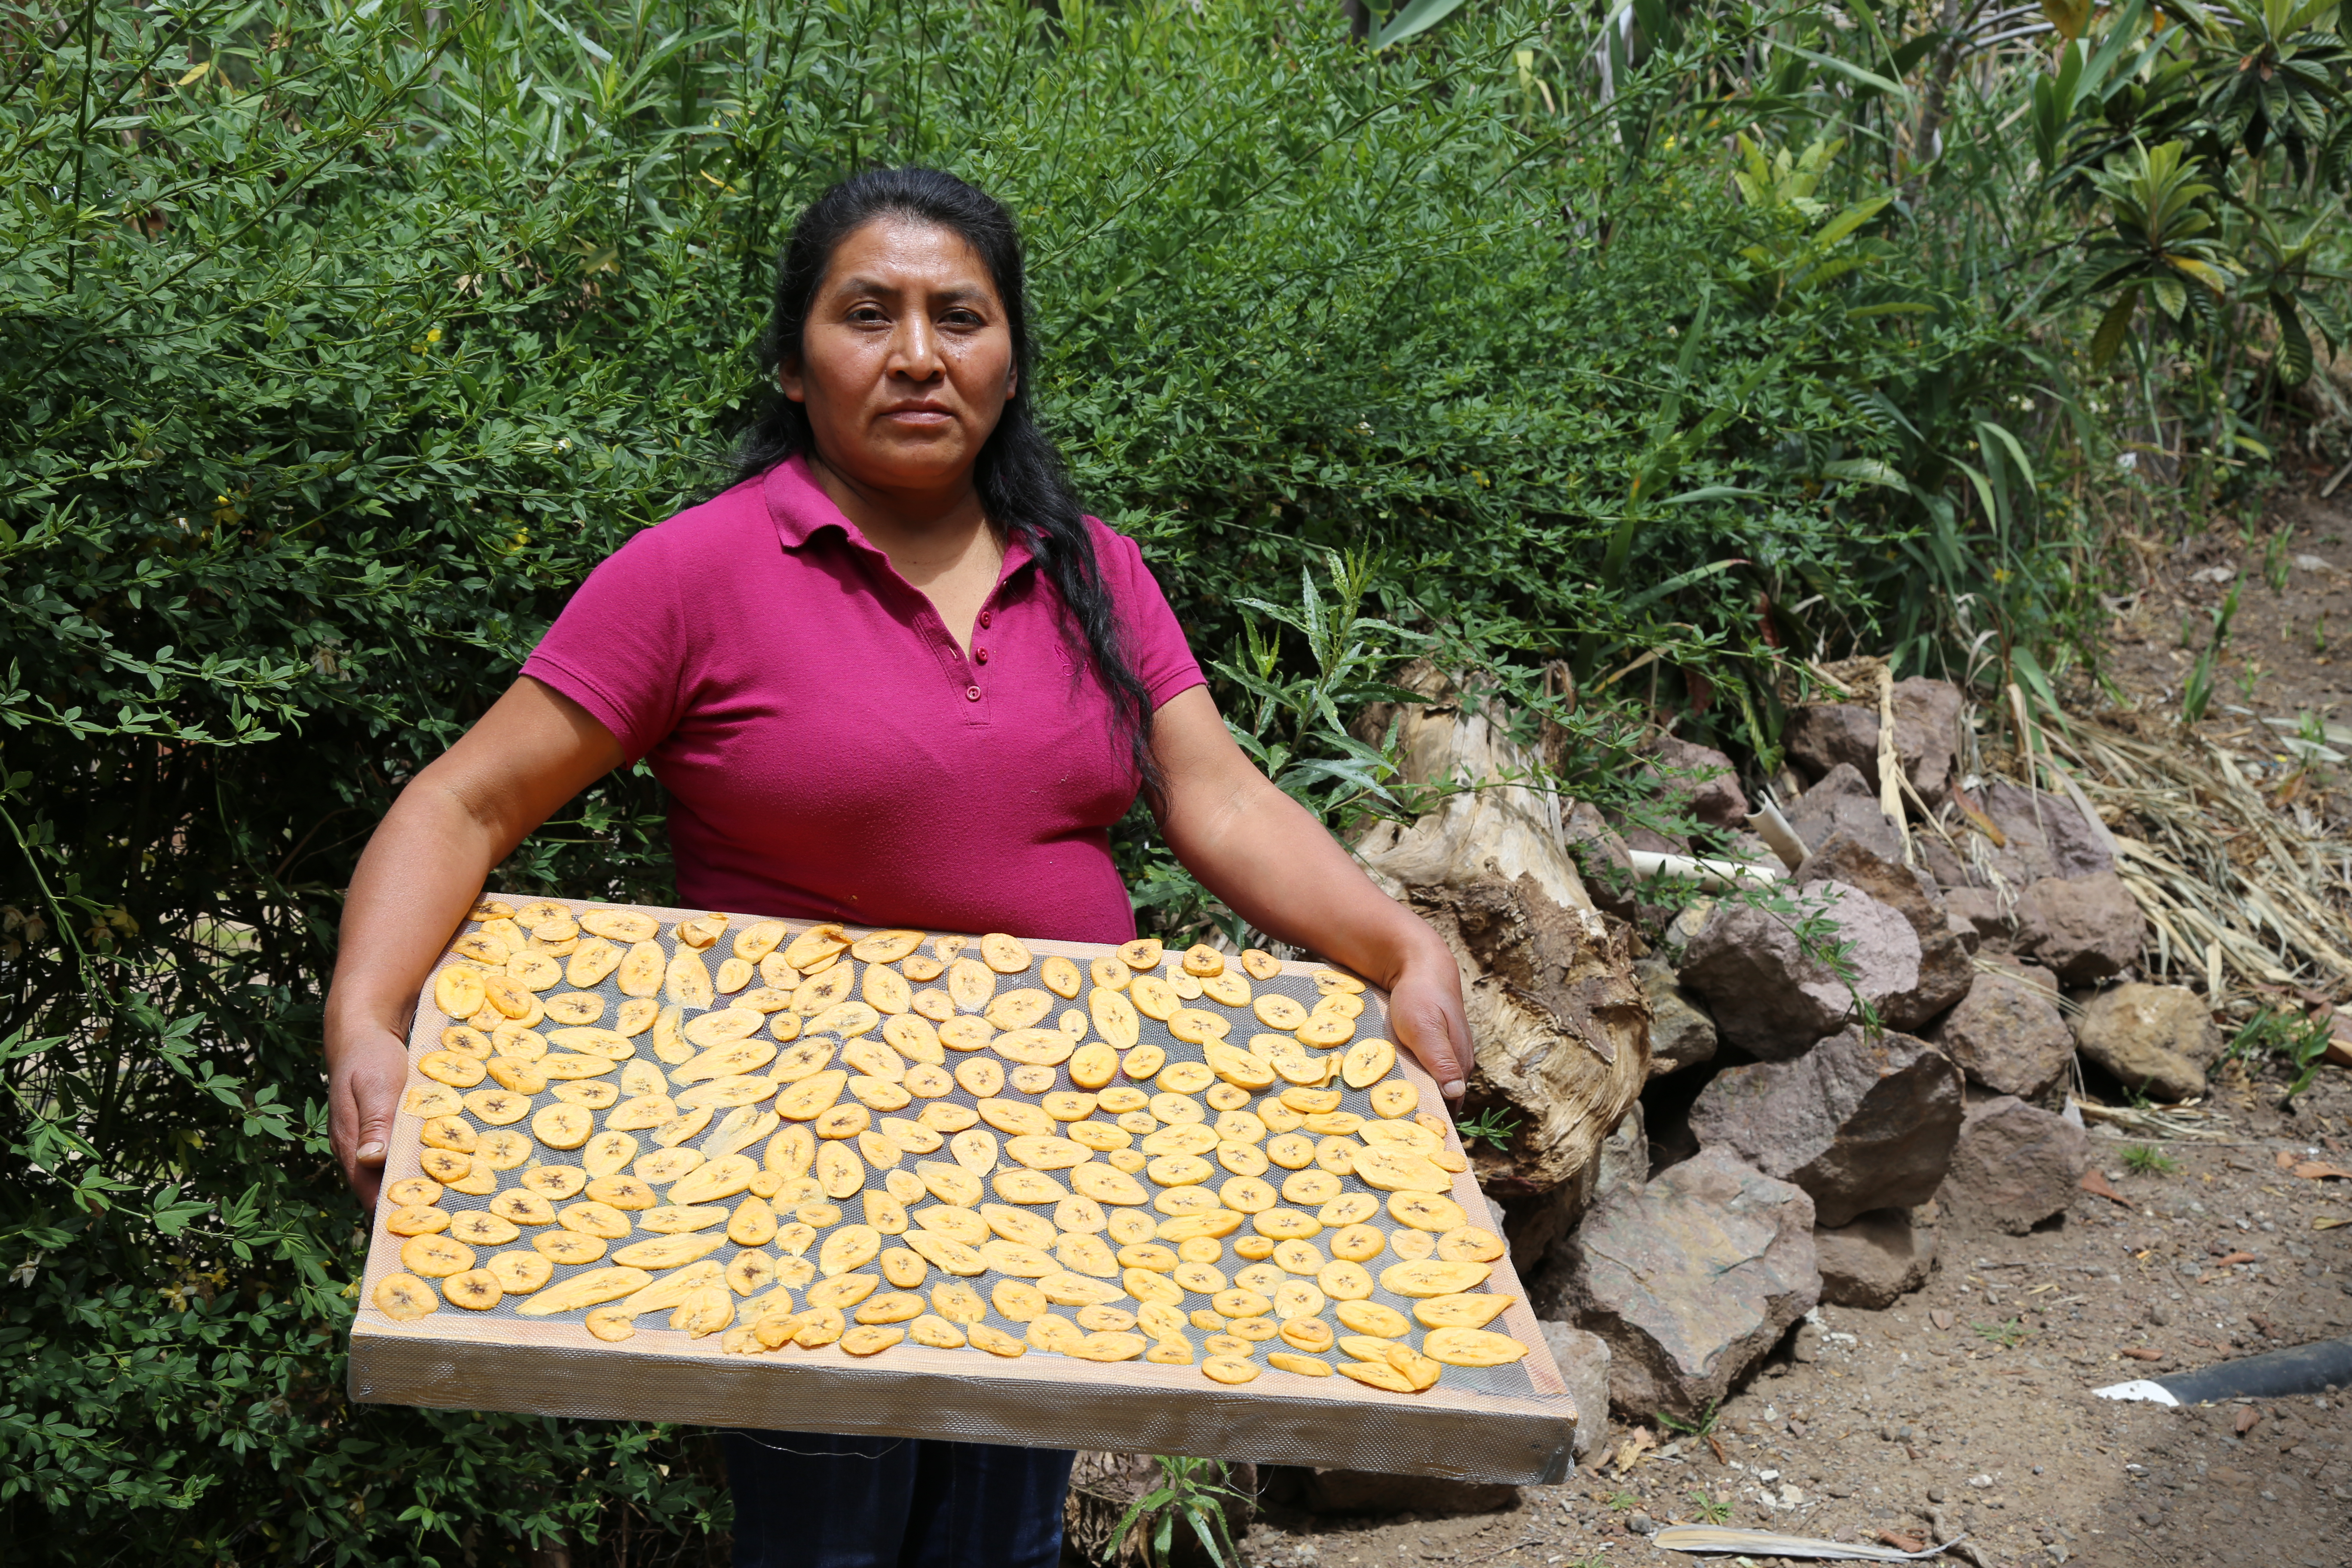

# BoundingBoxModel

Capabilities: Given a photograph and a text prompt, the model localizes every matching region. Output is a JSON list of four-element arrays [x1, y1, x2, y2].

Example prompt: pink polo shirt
[[521, 456, 1204, 942]]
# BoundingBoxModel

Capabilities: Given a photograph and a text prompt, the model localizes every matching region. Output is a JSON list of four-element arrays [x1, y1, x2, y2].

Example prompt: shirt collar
[[764, 452, 1034, 579]]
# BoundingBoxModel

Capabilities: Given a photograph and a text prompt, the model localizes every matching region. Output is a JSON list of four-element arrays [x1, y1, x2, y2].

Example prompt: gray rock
[[1935, 1095, 2091, 1235], [1984, 781, 2113, 880], [1815, 1209, 1937, 1308], [1677, 880, 1923, 1060], [1927, 962, 2075, 1098], [1687, 1025, 1966, 1227], [1786, 703, 1883, 784], [2073, 983, 2217, 1102], [1562, 799, 1650, 926], [1560, 1148, 1819, 1419], [1539, 1320, 1614, 1464], [2014, 872, 2145, 984], [1645, 735, 1751, 829], [1782, 763, 1905, 863], [1783, 680, 1963, 806], [1942, 885, 2010, 949], [1792, 830, 1974, 1030], [1517, 1104, 1649, 1305], [1637, 957, 1718, 1079]]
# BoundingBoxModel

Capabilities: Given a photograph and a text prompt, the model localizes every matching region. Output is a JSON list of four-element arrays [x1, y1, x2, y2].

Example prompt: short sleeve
[[521, 528, 687, 763], [1095, 522, 1205, 708]]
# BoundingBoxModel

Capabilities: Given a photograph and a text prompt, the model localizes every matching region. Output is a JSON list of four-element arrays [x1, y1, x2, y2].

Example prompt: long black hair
[[734, 167, 1163, 804]]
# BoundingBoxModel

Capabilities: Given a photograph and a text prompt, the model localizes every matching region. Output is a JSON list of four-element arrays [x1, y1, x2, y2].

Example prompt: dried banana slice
[[1294, 1014, 1354, 1048], [915, 1162, 983, 1207], [417, 1051, 487, 1089], [1341, 1036, 1396, 1090], [777, 923, 849, 971], [1117, 938, 1164, 971], [1352, 1147, 1451, 1193], [773, 1070, 848, 1121], [988, 1029, 1072, 1067], [848, 928, 923, 964], [1201, 1357, 1259, 1385], [1437, 1225, 1507, 1263], [1419, 1325, 1529, 1367], [1252, 994, 1310, 1031], [607, 940, 662, 998], [1129, 975, 1179, 1021], [1200, 971, 1250, 1008], [433, 965, 489, 1020], [931, 1280, 989, 1324], [984, 989, 1054, 1031], [930, 958, 989, 1015], [1121, 1044, 1166, 1081], [1378, 1258, 1493, 1298], [791, 965, 857, 1017], [512, 1265, 652, 1318], [611, 1232, 726, 1271], [400, 1234, 475, 1277], [903, 1230, 987, 1276], [1087, 987, 1141, 1052], [441, 1268, 504, 1311], [971, 932, 1029, 974], [1068, 1164, 1149, 1207], [374, 1272, 439, 1320], [991, 1169, 1069, 1205]]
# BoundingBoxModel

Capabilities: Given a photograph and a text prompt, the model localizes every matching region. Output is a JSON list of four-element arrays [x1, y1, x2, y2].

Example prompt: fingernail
[[357, 1142, 384, 1161], [1441, 1080, 1465, 1098]]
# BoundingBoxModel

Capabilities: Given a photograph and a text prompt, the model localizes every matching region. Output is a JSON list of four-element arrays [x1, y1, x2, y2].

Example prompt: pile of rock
[[1511, 676, 2226, 1425], [1226, 667, 2216, 1522]]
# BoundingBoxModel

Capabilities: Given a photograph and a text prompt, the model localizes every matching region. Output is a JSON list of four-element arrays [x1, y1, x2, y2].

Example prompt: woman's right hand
[[320, 675, 626, 1210], [328, 1015, 413, 1210]]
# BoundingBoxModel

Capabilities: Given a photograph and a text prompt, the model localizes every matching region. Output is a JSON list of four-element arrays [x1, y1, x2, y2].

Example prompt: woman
[[324, 167, 1473, 1568]]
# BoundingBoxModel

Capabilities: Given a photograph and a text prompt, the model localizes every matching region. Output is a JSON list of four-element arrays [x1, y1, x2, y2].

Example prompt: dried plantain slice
[[516, 1265, 654, 1317], [978, 933, 1032, 974], [1341, 1036, 1396, 1090], [374, 1272, 439, 1321], [616, 941, 665, 998], [848, 928, 923, 964]]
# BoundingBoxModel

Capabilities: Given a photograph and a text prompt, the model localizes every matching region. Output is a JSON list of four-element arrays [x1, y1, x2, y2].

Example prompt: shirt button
[[974, 647, 989, 664], [965, 685, 982, 702], [978, 610, 992, 628]]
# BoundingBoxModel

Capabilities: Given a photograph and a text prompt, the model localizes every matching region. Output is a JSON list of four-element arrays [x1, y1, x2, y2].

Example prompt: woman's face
[[781, 216, 1017, 498]]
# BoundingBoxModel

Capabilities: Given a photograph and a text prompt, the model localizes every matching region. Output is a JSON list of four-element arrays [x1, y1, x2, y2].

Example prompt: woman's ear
[[777, 356, 805, 404]]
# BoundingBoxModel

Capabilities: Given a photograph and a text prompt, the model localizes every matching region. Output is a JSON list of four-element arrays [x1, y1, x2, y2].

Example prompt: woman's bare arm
[[324, 677, 624, 1206], [1149, 686, 1472, 1099]]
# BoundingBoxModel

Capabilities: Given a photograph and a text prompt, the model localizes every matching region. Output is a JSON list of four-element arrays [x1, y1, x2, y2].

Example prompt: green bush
[[2, 0, 2343, 1562]]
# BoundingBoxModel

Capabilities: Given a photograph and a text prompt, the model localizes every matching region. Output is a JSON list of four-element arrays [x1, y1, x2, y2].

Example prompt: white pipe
[[1629, 850, 1787, 890]]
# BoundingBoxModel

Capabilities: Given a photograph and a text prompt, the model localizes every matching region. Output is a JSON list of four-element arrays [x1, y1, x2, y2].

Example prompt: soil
[[1232, 479, 2352, 1568]]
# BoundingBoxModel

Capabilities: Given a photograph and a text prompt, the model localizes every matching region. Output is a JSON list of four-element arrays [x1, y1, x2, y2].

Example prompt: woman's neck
[[803, 451, 1000, 592]]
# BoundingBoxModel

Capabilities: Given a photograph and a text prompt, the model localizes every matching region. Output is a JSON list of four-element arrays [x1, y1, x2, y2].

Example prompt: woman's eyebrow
[[832, 276, 992, 306]]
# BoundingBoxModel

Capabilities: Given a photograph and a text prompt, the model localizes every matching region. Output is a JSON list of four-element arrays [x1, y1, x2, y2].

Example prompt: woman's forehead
[[820, 216, 999, 303]]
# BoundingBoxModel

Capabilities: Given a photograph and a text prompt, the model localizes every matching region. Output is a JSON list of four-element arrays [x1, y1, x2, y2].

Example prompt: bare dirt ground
[[1237, 483, 2352, 1568]]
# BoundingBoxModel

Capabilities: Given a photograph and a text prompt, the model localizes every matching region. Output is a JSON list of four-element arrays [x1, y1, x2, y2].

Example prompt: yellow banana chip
[[847, 928, 922, 964], [1341, 1036, 1396, 1089], [374, 1272, 439, 1320], [1386, 1191, 1468, 1231], [1378, 1259, 1491, 1298], [946, 958, 996, 1010], [1201, 1357, 1260, 1385], [979, 932, 1032, 974], [984, 989, 1054, 1030], [1351, 1147, 1451, 1193], [611, 1232, 726, 1270], [773, 1070, 848, 1121], [516, 1265, 654, 1317]]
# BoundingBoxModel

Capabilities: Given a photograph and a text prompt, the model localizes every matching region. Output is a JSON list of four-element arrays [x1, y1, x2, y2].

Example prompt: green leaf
[[1374, 0, 1472, 49], [2092, 288, 2141, 367]]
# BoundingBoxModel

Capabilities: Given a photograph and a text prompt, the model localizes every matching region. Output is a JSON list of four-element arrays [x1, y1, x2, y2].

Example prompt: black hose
[[2154, 1336, 2352, 1404]]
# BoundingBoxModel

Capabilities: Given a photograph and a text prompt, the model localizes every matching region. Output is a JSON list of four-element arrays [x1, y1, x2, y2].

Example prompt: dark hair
[[734, 167, 1162, 805]]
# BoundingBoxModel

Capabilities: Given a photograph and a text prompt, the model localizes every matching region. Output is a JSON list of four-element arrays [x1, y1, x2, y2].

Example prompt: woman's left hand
[[1380, 933, 1475, 1101]]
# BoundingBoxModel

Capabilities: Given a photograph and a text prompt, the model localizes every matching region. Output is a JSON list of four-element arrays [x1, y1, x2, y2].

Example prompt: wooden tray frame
[[349, 897, 1580, 1484]]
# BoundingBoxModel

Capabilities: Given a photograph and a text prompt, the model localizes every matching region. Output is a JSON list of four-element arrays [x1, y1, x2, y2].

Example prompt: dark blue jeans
[[723, 1430, 1075, 1568]]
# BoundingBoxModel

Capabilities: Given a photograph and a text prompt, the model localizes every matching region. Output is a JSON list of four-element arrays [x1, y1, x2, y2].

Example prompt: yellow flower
[[426, 326, 443, 343]]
